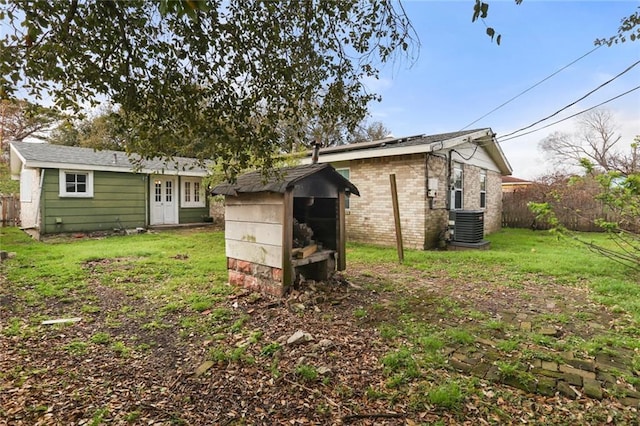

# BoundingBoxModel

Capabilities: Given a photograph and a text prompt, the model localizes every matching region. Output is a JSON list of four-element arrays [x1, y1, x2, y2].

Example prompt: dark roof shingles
[[11, 142, 208, 173], [212, 163, 359, 196]]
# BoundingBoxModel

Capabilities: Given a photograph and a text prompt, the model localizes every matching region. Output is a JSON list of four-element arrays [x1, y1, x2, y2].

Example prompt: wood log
[[297, 244, 317, 258]]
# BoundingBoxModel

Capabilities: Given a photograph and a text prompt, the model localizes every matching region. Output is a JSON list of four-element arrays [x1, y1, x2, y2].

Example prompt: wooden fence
[[502, 185, 611, 233], [1, 194, 20, 227]]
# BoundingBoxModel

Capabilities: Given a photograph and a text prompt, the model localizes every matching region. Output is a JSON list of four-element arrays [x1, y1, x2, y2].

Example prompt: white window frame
[[181, 177, 205, 208], [480, 169, 487, 209], [451, 162, 463, 210], [59, 169, 94, 198], [335, 168, 351, 209]]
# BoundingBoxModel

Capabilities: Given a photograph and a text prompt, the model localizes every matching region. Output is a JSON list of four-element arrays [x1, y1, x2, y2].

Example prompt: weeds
[[427, 381, 465, 409], [295, 364, 318, 382]]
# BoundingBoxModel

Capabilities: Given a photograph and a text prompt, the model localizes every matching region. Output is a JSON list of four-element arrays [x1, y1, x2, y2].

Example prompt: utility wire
[[497, 84, 640, 143], [499, 58, 640, 140], [460, 45, 602, 130]]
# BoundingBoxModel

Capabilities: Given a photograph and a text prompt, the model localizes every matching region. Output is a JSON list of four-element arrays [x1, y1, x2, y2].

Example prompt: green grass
[[2, 226, 640, 421], [1, 227, 229, 309], [348, 228, 640, 320]]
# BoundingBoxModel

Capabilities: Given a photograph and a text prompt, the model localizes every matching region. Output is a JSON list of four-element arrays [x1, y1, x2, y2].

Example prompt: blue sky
[[366, 0, 640, 179]]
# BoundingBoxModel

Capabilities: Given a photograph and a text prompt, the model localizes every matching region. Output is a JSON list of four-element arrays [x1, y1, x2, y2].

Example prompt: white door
[[150, 177, 178, 225]]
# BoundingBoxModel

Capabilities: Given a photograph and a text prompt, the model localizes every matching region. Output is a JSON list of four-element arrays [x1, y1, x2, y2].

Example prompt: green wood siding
[[42, 169, 147, 234], [177, 176, 210, 224], [179, 205, 210, 223]]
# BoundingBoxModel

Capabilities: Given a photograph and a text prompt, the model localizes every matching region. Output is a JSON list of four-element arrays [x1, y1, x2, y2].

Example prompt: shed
[[9, 142, 211, 239], [212, 163, 359, 297]]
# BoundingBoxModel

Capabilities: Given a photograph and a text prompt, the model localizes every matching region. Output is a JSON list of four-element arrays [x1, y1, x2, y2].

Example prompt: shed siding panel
[[226, 221, 282, 246], [224, 192, 284, 268], [42, 169, 146, 234], [225, 203, 284, 224], [226, 239, 282, 269], [226, 192, 283, 206], [20, 167, 40, 228]]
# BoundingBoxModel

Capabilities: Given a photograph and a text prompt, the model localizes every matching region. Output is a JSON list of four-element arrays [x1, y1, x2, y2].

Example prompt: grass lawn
[[1, 226, 639, 425]]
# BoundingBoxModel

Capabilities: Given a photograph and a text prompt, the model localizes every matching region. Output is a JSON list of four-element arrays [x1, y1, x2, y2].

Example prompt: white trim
[[480, 169, 487, 209], [451, 162, 463, 210], [300, 130, 491, 164], [335, 168, 351, 210], [297, 129, 513, 176], [59, 169, 94, 198], [22, 161, 208, 177], [181, 177, 206, 208], [149, 176, 179, 225]]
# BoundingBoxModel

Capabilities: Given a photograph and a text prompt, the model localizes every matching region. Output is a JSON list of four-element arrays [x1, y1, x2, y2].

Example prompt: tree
[[474, 1, 638, 46], [529, 165, 640, 271], [1, 1, 417, 177], [538, 109, 636, 175], [0, 99, 61, 160], [349, 120, 392, 143], [278, 116, 393, 150], [49, 107, 128, 151], [596, 6, 640, 45]]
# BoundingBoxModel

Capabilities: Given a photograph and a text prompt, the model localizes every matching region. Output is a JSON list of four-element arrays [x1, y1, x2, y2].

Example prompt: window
[[181, 178, 205, 208], [165, 180, 172, 202], [451, 162, 463, 210], [480, 169, 487, 209], [155, 180, 162, 202], [59, 170, 93, 198], [336, 168, 351, 209]]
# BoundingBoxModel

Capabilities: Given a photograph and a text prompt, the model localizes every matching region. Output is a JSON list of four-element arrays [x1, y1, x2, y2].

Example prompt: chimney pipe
[[311, 143, 320, 164]]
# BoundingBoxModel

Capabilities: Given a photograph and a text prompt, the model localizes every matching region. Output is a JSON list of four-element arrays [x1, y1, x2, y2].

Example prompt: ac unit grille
[[449, 210, 484, 243]]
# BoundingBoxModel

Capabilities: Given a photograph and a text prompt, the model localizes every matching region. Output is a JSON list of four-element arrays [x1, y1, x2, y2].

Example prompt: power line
[[497, 84, 640, 143], [460, 45, 602, 131], [498, 58, 640, 139]]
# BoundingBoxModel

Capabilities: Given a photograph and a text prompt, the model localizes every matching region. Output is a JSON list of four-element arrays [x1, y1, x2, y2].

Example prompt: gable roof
[[212, 163, 360, 197], [301, 128, 512, 175], [9, 142, 210, 177]]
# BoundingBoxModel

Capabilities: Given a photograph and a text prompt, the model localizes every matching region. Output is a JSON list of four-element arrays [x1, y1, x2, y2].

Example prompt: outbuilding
[[212, 163, 359, 297], [9, 142, 211, 238]]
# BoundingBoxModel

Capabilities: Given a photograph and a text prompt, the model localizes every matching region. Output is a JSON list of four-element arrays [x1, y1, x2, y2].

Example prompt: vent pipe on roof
[[113, 153, 117, 164], [311, 143, 321, 164]]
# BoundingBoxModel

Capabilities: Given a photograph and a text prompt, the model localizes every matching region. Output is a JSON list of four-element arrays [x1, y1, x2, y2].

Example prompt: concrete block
[[583, 378, 603, 400], [559, 364, 596, 380]]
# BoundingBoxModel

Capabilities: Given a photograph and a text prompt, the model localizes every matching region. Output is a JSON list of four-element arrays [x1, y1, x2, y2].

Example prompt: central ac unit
[[449, 210, 484, 244]]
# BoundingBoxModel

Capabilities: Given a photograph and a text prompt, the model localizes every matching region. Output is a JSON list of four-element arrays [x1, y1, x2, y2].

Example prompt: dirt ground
[[1, 258, 639, 425]]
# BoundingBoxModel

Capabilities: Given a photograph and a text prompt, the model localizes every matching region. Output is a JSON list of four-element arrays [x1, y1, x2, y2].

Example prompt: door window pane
[[166, 181, 172, 202]]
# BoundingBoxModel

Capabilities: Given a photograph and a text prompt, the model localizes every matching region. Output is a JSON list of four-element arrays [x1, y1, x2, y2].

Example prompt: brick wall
[[227, 257, 285, 297], [484, 170, 503, 233], [342, 153, 503, 249], [345, 154, 427, 250]]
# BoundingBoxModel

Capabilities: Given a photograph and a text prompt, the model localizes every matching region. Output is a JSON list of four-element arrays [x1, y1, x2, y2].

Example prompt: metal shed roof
[[212, 163, 360, 197]]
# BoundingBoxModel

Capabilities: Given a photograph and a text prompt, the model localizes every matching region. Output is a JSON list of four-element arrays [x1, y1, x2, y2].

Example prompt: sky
[[365, 0, 640, 179]]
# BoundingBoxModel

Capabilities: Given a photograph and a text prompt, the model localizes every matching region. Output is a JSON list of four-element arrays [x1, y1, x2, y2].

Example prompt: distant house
[[502, 176, 533, 193], [300, 129, 513, 249], [9, 142, 211, 238]]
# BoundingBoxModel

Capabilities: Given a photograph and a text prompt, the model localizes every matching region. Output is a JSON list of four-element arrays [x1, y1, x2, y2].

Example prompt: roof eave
[[301, 129, 493, 164], [16, 160, 209, 176]]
